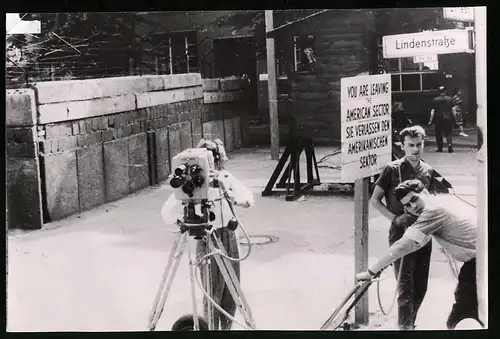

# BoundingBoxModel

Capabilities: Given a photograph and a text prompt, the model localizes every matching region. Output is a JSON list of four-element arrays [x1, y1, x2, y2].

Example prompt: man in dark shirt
[[371, 125, 437, 330], [429, 86, 456, 153]]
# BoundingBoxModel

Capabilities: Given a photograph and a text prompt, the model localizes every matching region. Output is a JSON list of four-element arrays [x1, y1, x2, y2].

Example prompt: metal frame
[[320, 272, 382, 331], [147, 203, 256, 331]]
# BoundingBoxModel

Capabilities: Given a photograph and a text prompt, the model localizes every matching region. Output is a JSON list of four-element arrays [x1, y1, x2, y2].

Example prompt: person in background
[[428, 86, 455, 153], [452, 88, 469, 137], [392, 100, 412, 142], [370, 125, 438, 330], [358, 179, 482, 330]]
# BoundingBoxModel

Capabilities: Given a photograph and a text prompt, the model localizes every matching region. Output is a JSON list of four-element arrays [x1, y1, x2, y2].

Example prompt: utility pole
[[474, 6, 487, 328], [265, 10, 280, 160]]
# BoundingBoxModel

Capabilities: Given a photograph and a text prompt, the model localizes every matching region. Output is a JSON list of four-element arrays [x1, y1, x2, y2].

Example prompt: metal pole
[[265, 10, 280, 160], [474, 6, 487, 328]]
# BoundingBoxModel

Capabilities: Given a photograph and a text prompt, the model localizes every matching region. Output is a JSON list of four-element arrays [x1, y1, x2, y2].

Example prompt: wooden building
[[134, 11, 260, 79], [268, 9, 375, 144], [267, 8, 475, 145]]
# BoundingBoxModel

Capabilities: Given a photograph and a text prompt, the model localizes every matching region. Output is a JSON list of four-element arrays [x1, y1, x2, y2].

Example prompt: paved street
[[7, 143, 480, 332]]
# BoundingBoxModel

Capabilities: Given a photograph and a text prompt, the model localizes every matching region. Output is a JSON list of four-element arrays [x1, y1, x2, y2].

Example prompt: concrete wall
[[201, 77, 251, 151], [6, 74, 250, 229], [6, 89, 43, 230]]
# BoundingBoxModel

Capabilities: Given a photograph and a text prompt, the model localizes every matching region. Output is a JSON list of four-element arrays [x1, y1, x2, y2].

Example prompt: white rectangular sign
[[341, 74, 392, 181], [424, 61, 439, 70], [6, 13, 41, 34], [383, 29, 470, 58], [443, 7, 475, 22], [414, 54, 438, 63]]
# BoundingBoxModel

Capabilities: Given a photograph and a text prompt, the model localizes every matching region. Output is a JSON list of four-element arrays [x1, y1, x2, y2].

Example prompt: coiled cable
[[193, 192, 254, 330], [376, 258, 404, 315]]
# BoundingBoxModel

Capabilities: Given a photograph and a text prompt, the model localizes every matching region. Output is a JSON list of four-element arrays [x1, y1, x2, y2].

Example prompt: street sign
[[423, 61, 439, 70], [6, 13, 40, 34], [340, 74, 392, 181], [383, 29, 471, 58], [414, 54, 438, 63], [444, 7, 475, 22]]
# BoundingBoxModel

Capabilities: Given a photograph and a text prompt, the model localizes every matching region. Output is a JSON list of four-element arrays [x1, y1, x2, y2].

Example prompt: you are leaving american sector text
[[345, 104, 390, 122]]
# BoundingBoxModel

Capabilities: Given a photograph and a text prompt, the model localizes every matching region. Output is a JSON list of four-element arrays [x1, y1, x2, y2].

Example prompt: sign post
[[265, 10, 280, 160], [341, 73, 392, 326], [473, 6, 487, 328]]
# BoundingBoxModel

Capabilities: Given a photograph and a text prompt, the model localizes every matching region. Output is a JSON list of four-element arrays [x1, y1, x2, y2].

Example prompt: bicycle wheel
[[172, 314, 209, 331], [197, 227, 240, 330]]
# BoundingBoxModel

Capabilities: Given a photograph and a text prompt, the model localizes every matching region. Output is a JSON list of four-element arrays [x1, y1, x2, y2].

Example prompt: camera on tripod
[[170, 148, 216, 204]]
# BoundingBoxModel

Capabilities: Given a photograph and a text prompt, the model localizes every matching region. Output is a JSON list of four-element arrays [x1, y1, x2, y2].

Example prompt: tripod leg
[[277, 163, 291, 188], [305, 146, 314, 184], [262, 147, 291, 195], [294, 148, 302, 193], [285, 150, 296, 198], [311, 147, 321, 183], [212, 228, 240, 330], [188, 238, 210, 331], [147, 232, 188, 331], [197, 238, 221, 330], [209, 234, 256, 329]]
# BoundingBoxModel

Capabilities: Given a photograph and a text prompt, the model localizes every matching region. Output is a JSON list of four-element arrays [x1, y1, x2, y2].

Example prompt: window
[[293, 35, 316, 72], [388, 57, 440, 92], [378, 42, 439, 92], [276, 45, 289, 77], [185, 32, 199, 73], [146, 31, 198, 75]]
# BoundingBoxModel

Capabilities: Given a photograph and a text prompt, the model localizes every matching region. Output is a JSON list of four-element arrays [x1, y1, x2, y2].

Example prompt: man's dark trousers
[[446, 259, 483, 329], [389, 219, 432, 330], [435, 121, 453, 151]]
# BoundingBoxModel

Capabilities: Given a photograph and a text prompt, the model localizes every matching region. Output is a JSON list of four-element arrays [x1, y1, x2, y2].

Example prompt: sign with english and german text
[[341, 74, 392, 181]]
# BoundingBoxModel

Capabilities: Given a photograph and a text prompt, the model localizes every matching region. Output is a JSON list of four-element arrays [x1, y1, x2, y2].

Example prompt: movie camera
[[147, 147, 256, 331], [169, 148, 216, 204]]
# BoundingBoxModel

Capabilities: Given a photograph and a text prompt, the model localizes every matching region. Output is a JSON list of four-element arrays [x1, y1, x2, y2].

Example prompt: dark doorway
[[213, 37, 258, 118], [213, 36, 256, 77]]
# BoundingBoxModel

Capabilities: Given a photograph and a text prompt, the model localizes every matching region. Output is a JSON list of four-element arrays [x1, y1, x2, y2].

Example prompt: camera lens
[[190, 165, 202, 176], [182, 181, 196, 197], [174, 164, 187, 177], [170, 176, 185, 189], [192, 175, 205, 188]]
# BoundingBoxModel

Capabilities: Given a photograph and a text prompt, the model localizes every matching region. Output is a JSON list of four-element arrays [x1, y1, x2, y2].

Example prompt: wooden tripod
[[261, 137, 321, 201]]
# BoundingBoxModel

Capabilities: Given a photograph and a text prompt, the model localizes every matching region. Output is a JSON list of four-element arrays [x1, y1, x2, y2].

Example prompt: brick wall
[[6, 74, 250, 229]]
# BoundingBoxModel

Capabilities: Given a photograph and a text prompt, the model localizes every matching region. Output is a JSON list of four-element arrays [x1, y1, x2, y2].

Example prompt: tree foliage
[[373, 7, 451, 36], [7, 13, 155, 86], [6, 9, 453, 88]]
